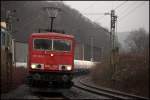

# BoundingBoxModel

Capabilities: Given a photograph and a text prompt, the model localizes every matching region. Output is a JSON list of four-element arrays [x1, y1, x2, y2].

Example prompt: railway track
[[1, 76, 149, 99], [73, 76, 149, 99], [28, 87, 70, 99], [33, 91, 68, 99]]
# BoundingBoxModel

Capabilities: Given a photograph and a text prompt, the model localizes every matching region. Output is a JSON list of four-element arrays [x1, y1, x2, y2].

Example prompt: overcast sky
[[63, 1, 149, 33]]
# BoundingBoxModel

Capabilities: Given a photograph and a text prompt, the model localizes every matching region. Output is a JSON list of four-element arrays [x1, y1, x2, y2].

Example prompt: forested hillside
[[1, 1, 110, 61]]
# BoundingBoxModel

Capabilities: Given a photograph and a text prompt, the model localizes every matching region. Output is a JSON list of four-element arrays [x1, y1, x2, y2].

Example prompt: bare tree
[[125, 28, 149, 54]]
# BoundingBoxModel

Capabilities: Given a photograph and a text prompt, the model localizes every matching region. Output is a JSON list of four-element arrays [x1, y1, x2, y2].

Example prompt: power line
[[120, 1, 146, 18], [94, 11, 110, 22], [83, 13, 105, 15], [82, 2, 96, 13], [116, 1, 137, 16], [114, 1, 128, 10], [95, 1, 127, 25], [81, 2, 97, 21], [95, 15, 107, 23], [119, 1, 146, 22]]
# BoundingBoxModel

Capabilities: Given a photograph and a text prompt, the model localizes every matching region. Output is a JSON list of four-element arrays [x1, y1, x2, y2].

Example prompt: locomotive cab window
[[53, 40, 71, 52], [33, 39, 71, 52], [34, 39, 52, 50]]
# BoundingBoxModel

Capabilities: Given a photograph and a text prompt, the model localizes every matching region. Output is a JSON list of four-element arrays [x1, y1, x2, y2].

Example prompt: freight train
[[26, 32, 75, 89]]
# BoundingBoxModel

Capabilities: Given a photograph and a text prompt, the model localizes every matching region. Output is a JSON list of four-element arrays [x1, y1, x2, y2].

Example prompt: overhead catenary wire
[[83, 1, 127, 16], [118, 1, 146, 22], [81, 2, 98, 20], [116, 1, 137, 16], [82, 1, 126, 22], [95, 1, 127, 24], [83, 13, 106, 15], [82, 2, 97, 13], [114, 1, 128, 10], [95, 16, 107, 23]]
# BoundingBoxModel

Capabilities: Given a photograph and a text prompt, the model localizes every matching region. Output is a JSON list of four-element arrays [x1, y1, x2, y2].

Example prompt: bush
[[91, 53, 149, 97], [91, 58, 114, 87]]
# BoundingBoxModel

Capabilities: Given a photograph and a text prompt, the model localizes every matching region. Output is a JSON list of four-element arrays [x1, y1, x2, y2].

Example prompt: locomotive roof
[[31, 32, 74, 39]]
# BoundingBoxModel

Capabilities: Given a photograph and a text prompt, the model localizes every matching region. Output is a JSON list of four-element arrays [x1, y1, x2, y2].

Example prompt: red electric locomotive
[[27, 32, 75, 89]]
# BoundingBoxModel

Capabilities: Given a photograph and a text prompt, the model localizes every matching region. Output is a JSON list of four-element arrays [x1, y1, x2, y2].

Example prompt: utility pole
[[5, 9, 18, 33], [110, 10, 118, 74], [91, 36, 94, 62], [82, 43, 84, 61], [6, 10, 12, 31]]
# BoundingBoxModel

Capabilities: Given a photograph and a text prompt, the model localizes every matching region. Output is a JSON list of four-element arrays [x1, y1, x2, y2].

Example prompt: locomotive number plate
[[45, 65, 58, 70]]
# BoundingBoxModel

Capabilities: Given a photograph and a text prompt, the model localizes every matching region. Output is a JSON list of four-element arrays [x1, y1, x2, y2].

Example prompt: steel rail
[[80, 80, 149, 100], [73, 76, 149, 99], [73, 84, 129, 99]]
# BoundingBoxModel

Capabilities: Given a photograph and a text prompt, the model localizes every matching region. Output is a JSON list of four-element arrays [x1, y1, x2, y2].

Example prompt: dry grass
[[91, 53, 149, 97]]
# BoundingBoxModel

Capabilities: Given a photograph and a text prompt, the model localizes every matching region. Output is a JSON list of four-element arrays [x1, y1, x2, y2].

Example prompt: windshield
[[34, 39, 52, 50], [33, 39, 71, 51], [53, 40, 71, 51]]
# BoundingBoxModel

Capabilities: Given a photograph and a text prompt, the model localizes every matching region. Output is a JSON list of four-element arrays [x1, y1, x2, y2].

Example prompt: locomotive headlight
[[31, 63, 44, 69], [31, 64, 36, 69], [66, 65, 72, 71], [59, 65, 72, 71]]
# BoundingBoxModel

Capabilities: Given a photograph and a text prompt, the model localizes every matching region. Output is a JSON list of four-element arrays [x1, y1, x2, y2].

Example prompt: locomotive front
[[27, 32, 75, 89]]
